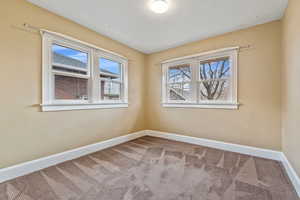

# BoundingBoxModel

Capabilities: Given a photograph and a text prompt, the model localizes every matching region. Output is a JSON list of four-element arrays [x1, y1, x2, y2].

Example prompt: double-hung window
[[162, 47, 239, 109], [41, 31, 128, 111]]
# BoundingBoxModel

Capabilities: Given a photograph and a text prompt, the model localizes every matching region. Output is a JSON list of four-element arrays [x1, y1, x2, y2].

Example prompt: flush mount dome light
[[150, 0, 169, 14]]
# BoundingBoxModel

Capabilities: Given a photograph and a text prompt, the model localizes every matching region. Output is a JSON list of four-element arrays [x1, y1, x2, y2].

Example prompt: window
[[99, 58, 122, 101], [41, 31, 128, 111], [167, 64, 192, 102], [162, 47, 239, 109], [51, 44, 90, 102]]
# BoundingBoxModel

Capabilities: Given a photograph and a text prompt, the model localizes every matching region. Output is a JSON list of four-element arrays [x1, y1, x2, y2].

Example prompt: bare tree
[[168, 60, 230, 101], [168, 65, 191, 100], [199, 59, 229, 100]]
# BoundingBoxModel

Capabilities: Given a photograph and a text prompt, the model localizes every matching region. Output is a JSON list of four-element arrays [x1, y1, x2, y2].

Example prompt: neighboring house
[[168, 67, 191, 101], [53, 52, 120, 100], [98, 68, 121, 100], [169, 86, 188, 100]]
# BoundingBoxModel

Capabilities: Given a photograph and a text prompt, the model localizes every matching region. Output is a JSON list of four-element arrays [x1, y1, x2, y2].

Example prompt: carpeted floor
[[0, 136, 298, 200]]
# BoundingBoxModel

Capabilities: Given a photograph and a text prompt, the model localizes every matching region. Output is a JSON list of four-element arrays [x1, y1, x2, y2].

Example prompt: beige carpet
[[0, 136, 298, 200]]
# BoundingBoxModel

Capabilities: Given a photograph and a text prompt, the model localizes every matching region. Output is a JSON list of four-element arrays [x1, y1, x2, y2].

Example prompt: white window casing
[[41, 30, 128, 111], [161, 47, 239, 109]]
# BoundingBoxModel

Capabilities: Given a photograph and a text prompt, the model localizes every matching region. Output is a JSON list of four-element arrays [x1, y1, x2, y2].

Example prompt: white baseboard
[[145, 130, 282, 161], [280, 153, 300, 197], [0, 130, 146, 183]]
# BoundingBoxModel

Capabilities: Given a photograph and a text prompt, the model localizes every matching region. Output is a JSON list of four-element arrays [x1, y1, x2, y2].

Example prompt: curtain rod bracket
[[23, 23, 40, 32]]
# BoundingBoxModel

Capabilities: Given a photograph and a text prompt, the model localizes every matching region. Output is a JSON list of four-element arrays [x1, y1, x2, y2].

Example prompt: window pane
[[99, 58, 121, 81], [101, 80, 121, 100], [168, 64, 191, 83], [52, 44, 88, 69], [199, 79, 230, 101], [199, 57, 230, 81], [54, 75, 88, 100], [168, 83, 192, 101]]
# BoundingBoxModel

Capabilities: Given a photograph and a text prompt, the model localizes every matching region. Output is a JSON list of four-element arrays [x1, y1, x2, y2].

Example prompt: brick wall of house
[[55, 75, 88, 100]]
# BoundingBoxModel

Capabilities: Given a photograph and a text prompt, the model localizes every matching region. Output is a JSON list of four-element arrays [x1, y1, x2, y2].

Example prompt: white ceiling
[[27, 0, 288, 54]]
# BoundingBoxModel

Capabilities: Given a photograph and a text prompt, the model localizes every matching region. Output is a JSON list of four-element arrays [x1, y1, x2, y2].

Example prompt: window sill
[[41, 103, 129, 112], [162, 103, 240, 110]]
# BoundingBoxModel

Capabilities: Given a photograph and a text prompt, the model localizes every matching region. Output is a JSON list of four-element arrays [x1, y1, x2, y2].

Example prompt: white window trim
[[41, 30, 128, 111], [41, 103, 129, 112], [161, 47, 239, 109]]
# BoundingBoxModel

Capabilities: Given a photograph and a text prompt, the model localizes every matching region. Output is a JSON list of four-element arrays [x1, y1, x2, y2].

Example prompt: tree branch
[[216, 81, 226, 99]]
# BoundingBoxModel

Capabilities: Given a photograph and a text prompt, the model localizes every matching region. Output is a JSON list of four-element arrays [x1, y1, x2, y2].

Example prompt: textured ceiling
[[27, 0, 288, 54]]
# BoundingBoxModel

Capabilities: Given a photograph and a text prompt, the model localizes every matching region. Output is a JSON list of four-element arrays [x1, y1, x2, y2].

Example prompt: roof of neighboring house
[[53, 52, 119, 77], [53, 52, 86, 68], [100, 69, 119, 78]]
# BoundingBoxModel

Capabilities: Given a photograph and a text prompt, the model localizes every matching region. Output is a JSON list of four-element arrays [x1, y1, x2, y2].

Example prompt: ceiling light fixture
[[150, 0, 169, 14]]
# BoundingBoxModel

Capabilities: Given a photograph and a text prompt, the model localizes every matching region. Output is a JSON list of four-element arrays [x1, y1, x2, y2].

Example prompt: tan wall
[[0, 0, 146, 168], [0, 0, 285, 169], [282, 0, 300, 176], [145, 21, 282, 150]]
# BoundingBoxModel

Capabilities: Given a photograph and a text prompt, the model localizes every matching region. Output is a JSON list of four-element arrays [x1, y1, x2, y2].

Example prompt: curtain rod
[[22, 23, 128, 60], [23, 23, 40, 32], [155, 44, 253, 66]]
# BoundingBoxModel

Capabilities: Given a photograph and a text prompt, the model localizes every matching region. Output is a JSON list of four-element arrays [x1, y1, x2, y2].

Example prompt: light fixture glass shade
[[150, 0, 169, 14]]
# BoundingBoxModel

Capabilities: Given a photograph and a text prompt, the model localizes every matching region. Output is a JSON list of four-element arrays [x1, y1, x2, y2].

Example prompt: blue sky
[[52, 44, 88, 63], [52, 44, 120, 74], [168, 66, 191, 82], [201, 59, 230, 77], [99, 58, 120, 74]]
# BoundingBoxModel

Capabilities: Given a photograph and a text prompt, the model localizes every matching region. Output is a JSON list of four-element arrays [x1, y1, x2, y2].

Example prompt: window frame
[[161, 47, 239, 109], [50, 39, 92, 105], [96, 52, 127, 104], [41, 31, 128, 111], [163, 58, 198, 104]]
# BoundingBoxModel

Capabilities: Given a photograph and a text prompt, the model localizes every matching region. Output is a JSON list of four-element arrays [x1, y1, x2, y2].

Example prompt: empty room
[[1, 0, 300, 199]]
